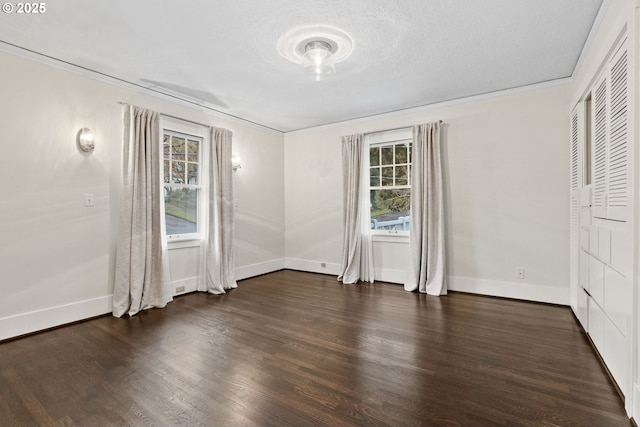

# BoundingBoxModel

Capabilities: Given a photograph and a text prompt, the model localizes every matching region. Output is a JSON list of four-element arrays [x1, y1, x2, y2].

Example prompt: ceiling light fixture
[[277, 25, 353, 82], [302, 40, 335, 81]]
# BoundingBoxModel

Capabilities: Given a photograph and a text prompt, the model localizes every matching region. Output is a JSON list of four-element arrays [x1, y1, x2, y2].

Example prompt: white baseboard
[[448, 276, 570, 305], [284, 258, 406, 284], [374, 268, 405, 284], [236, 258, 285, 281], [0, 295, 113, 341], [170, 276, 200, 294], [285, 258, 341, 276], [0, 268, 570, 341], [0, 258, 283, 341], [283, 260, 569, 305], [284, 258, 406, 285]]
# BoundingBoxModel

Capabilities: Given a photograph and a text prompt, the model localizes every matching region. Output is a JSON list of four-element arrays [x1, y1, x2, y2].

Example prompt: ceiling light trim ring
[[277, 24, 354, 65], [305, 40, 332, 53]]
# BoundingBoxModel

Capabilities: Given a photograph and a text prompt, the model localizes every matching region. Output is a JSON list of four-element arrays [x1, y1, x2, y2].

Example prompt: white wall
[[285, 84, 571, 304], [233, 122, 286, 279], [0, 50, 285, 340]]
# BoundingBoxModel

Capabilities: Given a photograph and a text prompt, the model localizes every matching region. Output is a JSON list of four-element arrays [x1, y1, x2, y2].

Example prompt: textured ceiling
[[0, 0, 603, 132]]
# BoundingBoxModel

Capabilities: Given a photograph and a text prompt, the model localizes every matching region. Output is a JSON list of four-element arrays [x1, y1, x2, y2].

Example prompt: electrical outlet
[[175, 286, 185, 293], [516, 268, 525, 280], [84, 193, 95, 207]]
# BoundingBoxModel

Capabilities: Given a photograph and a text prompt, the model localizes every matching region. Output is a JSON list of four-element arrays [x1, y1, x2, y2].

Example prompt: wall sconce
[[231, 154, 242, 171], [77, 128, 95, 153]]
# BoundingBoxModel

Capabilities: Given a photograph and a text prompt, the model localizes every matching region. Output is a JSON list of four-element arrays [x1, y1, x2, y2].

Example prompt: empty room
[[0, 0, 638, 425]]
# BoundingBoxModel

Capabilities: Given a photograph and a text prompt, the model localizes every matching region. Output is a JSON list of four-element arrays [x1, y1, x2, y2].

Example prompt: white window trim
[[161, 117, 210, 244], [372, 234, 410, 243], [365, 127, 413, 237]]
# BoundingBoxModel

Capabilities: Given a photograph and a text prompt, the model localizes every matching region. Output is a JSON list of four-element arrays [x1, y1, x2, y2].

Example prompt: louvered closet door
[[591, 38, 629, 222], [606, 39, 629, 221], [591, 72, 607, 219], [569, 105, 581, 311]]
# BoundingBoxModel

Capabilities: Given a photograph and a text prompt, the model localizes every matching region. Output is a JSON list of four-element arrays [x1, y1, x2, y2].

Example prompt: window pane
[[369, 146, 380, 166], [172, 137, 185, 159], [187, 140, 199, 162], [163, 160, 170, 183], [381, 166, 394, 186], [370, 167, 380, 187], [172, 161, 185, 184], [381, 146, 393, 165], [163, 135, 170, 159], [187, 163, 198, 185], [395, 165, 408, 185], [395, 144, 408, 163], [164, 187, 198, 235], [370, 188, 411, 231]]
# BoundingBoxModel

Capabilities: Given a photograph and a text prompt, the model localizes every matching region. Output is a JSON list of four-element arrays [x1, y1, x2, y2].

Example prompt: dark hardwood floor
[[0, 270, 632, 426]]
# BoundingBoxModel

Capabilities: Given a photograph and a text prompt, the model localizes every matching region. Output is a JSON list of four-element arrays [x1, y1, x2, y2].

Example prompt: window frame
[[365, 128, 413, 237], [161, 118, 209, 243]]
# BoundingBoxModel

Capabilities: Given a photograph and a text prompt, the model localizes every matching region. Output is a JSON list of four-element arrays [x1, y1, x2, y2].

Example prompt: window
[[163, 130, 202, 239], [368, 132, 412, 233]]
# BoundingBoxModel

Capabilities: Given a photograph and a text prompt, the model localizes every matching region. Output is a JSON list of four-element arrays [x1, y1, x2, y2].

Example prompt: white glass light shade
[[301, 41, 335, 81], [77, 127, 95, 152], [231, 154, 242, 170]]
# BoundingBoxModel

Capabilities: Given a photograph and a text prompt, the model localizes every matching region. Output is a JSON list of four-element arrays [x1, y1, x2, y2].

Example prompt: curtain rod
[[363, 121, 443, 137], [117, 101, 214, 130]]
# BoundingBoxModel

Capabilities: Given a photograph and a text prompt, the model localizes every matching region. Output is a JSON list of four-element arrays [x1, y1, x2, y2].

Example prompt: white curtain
[[338, 134, 374, 284], [200, 127, 237, 293], [404, 122, 447, 295], [113, 105, 172, 317]]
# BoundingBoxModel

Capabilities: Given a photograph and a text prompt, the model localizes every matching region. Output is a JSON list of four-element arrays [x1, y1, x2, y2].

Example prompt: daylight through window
[[369, 138, 411, 232], [163, 130, 202, 237]]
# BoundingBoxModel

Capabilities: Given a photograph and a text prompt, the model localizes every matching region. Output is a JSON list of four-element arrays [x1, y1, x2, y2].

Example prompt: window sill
[[167, 237, 202, 250], [371, 233, 410, 244]]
